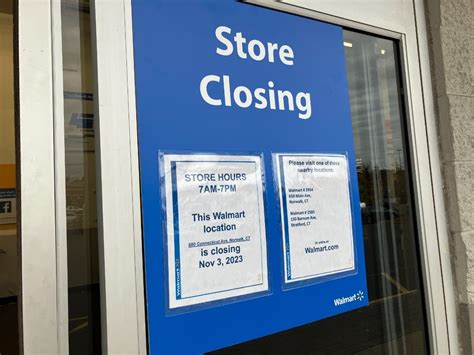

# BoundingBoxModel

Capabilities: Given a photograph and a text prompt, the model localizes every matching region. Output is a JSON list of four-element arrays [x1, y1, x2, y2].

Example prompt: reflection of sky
[[344, 31, 405, 170]]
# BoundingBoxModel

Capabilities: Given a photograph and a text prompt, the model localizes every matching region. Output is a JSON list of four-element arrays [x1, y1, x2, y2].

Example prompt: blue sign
[[132, 1, 367, 353]]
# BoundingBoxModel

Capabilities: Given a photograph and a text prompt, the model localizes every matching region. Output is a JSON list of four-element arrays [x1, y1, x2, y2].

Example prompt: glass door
[[211, 29, 428, 355]]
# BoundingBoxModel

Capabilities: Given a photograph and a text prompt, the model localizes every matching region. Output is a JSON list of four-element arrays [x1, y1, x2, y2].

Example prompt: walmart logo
[[333, 290, 365, 306]]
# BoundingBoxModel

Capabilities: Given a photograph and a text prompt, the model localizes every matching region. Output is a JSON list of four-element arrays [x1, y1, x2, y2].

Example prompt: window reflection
[[62, 0, 102, 353], [345, 30, 427, 353]]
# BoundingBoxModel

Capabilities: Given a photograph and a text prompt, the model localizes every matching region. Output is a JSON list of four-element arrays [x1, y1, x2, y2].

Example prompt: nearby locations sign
[[275, 154, 356, 285], [161, 153, 269, 309], [132, 0, 368, 353]]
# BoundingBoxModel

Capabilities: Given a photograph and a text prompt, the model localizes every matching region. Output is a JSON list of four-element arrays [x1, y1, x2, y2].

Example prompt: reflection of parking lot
[[362, 204, 400, 224], [361, 202, 418, 302]]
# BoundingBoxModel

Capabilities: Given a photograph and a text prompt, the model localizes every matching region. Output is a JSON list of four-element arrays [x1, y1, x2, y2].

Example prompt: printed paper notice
[[162, 153, 269, 309], [275, 153, 355, 284]]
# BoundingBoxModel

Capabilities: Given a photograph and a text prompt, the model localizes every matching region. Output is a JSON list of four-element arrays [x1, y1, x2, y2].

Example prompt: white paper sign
[[162, 153, 269, 309], [275, 154, 355, 284]]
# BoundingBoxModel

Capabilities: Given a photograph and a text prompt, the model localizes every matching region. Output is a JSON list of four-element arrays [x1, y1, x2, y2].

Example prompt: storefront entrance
[[0, 0, 458, 354]]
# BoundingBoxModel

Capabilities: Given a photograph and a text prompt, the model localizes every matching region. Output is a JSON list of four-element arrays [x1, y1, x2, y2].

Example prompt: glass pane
[[211, 31, 427, 354], [0, 0, 19, 354], [61, 0, 101, 353]]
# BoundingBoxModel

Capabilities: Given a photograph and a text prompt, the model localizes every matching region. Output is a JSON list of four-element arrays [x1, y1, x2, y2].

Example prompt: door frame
[[18, 0, 146, 353]]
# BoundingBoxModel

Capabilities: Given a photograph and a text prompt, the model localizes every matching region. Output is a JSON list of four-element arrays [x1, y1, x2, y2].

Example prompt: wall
[[425, 0, 474, 353]]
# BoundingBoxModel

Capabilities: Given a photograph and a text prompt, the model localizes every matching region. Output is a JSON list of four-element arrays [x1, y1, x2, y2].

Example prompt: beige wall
[[426, 0, 474, 353], [0, 13, 14, 165]]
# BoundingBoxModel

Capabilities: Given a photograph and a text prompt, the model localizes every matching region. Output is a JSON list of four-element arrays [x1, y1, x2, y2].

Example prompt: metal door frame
[[18, 0, 146, 353]]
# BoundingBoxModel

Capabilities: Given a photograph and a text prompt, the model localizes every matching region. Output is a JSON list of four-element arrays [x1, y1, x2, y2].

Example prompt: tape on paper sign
[[160, 153, 270, 311]]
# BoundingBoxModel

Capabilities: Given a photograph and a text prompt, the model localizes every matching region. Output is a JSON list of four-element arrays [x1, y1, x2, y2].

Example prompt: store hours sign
[[133, 0, 368, 353], [161, 154, 269, 309]]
